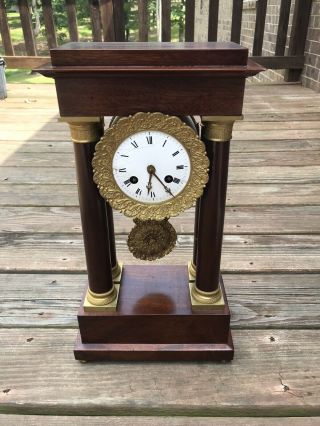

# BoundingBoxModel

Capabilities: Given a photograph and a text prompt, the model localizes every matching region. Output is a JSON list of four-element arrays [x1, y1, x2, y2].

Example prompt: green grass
[[1, 10, 182, 84], [5, 69, 54, 84], [4, 12, 24, 44]]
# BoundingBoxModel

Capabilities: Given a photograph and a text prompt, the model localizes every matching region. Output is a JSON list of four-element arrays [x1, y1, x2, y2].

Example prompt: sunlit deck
[[0, 82, 320, 423]]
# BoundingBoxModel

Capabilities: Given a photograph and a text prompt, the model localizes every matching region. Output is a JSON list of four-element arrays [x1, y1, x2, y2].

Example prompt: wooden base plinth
[[74, 265, 233, 362]]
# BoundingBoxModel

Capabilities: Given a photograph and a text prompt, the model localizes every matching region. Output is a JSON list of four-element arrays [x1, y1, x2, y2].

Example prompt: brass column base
[[188, 261, 196, 282], [83, 262, 123, 312], [84, 284, 120, 312], [189, 281, 225, 311], [112, 261, 123, 283]]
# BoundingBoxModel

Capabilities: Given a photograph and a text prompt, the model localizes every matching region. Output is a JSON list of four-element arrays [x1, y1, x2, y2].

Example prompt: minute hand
[[152, 172, 175, 198]]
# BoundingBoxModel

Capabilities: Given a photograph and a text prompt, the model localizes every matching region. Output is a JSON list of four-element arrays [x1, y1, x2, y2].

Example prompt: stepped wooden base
[[74, 265, 233, 362], [74, 332, 234, 361]]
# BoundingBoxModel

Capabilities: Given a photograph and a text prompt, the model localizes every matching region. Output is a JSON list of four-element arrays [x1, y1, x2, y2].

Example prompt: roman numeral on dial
[[135, 188, 142, 195], [172, 151, 179, 157], [124, 179, 131, 187], [131, 141, 138, 148], [173, 178, 181, 184], [150, 191, 156, 199], [176, 165, 185, 169], [119, 168, 126, 172], [146, 136, 152, 144]]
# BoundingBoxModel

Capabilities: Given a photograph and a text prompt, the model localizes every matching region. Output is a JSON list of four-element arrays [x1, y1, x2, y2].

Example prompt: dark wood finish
[[38, 43, 263, 117], [73, 141, 114, 295], [36, 42, 262, 362], [192, 199, 200, 267], [208, 0, 219, 42], [100, 0, 115, 42], [285, 0, 312, 82], [196, 141, 230, 293], [75, 265, 233, 361], [41, 0, 57, 49], [65, 0, 79, 42], [113, 0, 125, 42], [89, 0, 102, 42], [52, 75, 247, 117], [0, 0, 14, 56], [8, 54, 297, 71], [231, 0, 243, 44], [138, 0, 148, 42], [106, 202, 117, 269], [185, 0, 195, 42], [7, 0, 312, 78], [11, 54, 297, 72], [50, 42, 249, 67], [252, 55, 304, 69], [161, 0, 171, 42], [74, 333, 234, 362], [275, 0, 291, 56], [18, 0, 37, 56], [252, 0, 267, 56]]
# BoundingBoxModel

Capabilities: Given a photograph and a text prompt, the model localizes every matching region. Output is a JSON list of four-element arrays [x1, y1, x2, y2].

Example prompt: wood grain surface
[[1, 416, 320, 425], [0, 82, 319, 420], [0, 329, 319, 416]]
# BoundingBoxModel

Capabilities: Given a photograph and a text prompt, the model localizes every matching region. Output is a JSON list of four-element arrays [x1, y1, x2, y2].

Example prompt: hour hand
[[146, 176, 152, 194], [146, 165, 154, 194]]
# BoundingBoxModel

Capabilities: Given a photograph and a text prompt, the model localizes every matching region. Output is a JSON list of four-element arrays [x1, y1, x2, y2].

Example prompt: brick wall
[[302, 0, 320, 91], [194, 0, 320, 92], [241, 0, 286, 84]]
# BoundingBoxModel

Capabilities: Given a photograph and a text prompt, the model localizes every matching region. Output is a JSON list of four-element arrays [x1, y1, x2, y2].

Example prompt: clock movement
[[37, 42, 263, 361]]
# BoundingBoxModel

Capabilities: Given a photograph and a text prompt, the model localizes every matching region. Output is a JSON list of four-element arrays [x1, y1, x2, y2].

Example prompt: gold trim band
[[188, 261, 196, 281], [189, 281, 225, 310], [59, 117, 103, 143], [191, 282, 222, 304], [87, 286, 117, 306], [112, 261, 123, 283], [83, 283, 120, 312], [201, 115, 243, 143]]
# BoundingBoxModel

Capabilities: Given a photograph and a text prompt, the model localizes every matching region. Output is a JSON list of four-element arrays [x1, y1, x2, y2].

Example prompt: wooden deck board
[[0, 233, 320, 273], [0, 82, 320, 420], [1, 416, 320, 426], [0, 273, 319, 329], [0, 329, 319, 416], [1, 206, 320, 234]]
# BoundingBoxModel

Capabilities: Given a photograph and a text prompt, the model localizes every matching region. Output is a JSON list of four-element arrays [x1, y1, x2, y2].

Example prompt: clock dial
[[92, 112, 209, 220], [112, 130, 191, 204]]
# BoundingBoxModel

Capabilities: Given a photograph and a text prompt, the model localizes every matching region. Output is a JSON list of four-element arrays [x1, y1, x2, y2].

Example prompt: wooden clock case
[[37, 42, 263, 361]]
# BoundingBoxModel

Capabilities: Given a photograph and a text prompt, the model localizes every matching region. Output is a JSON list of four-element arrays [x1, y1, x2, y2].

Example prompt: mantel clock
[[37, 42, 263, 361]]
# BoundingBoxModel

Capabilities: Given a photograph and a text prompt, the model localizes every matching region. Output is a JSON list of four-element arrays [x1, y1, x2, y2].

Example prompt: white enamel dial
[[112, 130, 191, 204]]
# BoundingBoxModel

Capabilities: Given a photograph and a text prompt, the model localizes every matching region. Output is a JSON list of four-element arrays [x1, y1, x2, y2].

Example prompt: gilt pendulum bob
[[92, 112, 209, 260]]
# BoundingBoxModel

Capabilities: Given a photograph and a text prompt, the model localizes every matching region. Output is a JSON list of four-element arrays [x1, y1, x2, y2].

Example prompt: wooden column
[[189, 199, 200, 281], [106, 201, 122, 281], [191, 116, 241, 307], [64, 117, 117, 308]]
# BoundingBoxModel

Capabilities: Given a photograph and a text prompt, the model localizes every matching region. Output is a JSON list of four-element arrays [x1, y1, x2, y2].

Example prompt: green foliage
[[1, 0, 186, 53]]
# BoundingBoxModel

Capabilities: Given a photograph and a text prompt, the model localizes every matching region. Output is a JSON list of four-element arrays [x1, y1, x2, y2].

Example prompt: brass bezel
[[92, 112, 209, 220]]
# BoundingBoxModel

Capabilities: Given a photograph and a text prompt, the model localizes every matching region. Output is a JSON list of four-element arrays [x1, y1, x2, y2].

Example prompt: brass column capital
[[60, 116, 104, 143], [201, 115, 243, 142]]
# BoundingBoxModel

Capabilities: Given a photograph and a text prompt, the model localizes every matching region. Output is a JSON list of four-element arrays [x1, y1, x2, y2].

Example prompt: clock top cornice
[[37, 41, 263, 78], [35, 42, 264, 117]]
